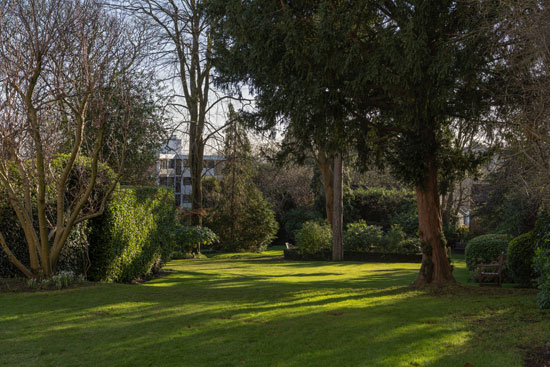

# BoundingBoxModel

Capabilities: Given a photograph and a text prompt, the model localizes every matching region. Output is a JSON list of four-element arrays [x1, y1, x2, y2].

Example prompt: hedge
[[88, 186, 176, 282], [343, 188, 417, 232], [533, 211, 550, 308], [465, 234, 510, 281], [284, 249, 422, 263], [506, 232, 537, 287]]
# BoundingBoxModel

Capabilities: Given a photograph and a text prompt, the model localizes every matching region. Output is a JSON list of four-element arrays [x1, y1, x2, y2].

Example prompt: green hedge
[[295, 220, 332, 255], [88, 186, 176, 282], [465, 234, 510, 280], [507, 232, 537, 287], [343, 188, 417, 232], [533, 211, 550, 308]]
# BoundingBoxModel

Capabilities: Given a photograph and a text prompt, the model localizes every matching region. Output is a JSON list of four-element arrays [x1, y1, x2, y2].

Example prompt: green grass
[[1, 247, 548, 367]]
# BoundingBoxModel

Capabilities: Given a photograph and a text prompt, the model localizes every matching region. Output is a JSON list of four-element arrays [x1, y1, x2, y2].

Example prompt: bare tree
[[0, 0, 144, 278], [118, 0, 236, 225], [497, 1, 550, 207]]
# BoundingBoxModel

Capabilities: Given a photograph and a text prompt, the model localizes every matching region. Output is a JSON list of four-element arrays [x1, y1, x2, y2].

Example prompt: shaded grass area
[[1, 248, 548, 367]]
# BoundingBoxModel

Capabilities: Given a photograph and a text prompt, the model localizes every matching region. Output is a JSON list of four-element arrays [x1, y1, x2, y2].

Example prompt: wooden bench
[[477, 252, 505, 287]]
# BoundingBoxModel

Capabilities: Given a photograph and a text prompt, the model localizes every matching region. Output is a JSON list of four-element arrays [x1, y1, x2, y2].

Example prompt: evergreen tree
[[207, 106, 278, 252]]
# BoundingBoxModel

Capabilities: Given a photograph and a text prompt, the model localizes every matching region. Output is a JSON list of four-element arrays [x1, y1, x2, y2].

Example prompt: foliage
[[343, 220, 419, 255], [343, 188, 417, 230], [0, 154, 115, 278], [533, 211, 550, 308], [174, 225, 218, 255], [465, 234, 510, 279], [26, 271, 85, 290], [398, 238, 423, 255], [88, 186, 176, 282], [533, 210, 550, 250], [506, 232, 537, 287], [471, 153, 541, 237], [281, 207, 323, 244], [533, 248, 550, 309], [206, 106, 278, 252], [295, 221, 332, 256], [343, 220, 383, 252]]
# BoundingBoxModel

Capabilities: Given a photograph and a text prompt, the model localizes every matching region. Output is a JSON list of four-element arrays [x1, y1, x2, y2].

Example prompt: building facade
[[157, 136, 224, 207]]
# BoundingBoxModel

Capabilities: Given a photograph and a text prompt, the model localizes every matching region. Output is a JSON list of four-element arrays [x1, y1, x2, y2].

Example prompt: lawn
[[1, 247, 548, 367]]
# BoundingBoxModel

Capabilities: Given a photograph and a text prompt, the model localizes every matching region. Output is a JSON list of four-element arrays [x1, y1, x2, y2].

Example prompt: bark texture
[[332, 152, 343, 261], [413, 159, 455, 286]]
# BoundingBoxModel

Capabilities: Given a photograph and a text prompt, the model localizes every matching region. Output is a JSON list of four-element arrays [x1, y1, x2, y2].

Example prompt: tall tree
[[207, 0, 379, 259], [0, 0, 144, 278], [354, 0, 497, 285], [120, 0, 233, 225], [207, 105, 278, 252]]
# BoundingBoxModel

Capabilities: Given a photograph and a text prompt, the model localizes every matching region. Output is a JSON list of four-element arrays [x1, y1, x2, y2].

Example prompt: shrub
[[281, 207, 323, 243], [396, 238, 422, 255], [206, 184, 279, 253], [344, 220, 383, 252], [295, 220, 332, 255], [506, 232, 537, 287], [0, 201, 91, 278], [88, 186, 176, 282], [533, 211, 550, 308], [0, 154, 114, 278], [27, 271, 85, 290], [533, 248, 550, 309], [344, 187, 417, 230], [174, 225, 218, 255], [465, 234, 510, 280], [380, 224, 407, 253]]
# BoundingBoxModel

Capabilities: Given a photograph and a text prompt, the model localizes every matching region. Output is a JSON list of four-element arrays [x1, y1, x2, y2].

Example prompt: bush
[[380, 224, 407, 253], [465, 234, 510, 280], [344, 187, 417, 230], [0, 154, 114, 278], [295, 220, 332, 255], [506, 232, 537, 287], [281, 207, 322, 243], [0, 200, 91, 278], [344, 220, 383, 252], [174, 225, 218, 255], [396, 238, 422, 255], [207, 184, 279, 253], [88, 186, 176, 282], [533, 211, 550, 308], [533, 248, 550, 309]]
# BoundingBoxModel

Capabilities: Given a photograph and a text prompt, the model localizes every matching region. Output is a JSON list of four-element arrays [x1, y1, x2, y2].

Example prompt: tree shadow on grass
[[2, 257, 548, 367]]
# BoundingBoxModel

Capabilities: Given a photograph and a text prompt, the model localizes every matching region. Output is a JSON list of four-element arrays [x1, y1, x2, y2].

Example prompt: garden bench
[[285, 242, 296, 250], [477, 252, 505, 287]]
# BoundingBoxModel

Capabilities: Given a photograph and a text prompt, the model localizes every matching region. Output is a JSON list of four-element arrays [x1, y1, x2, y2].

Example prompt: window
[[175, 177, 181, 193], [176, 159, 182, 175], [183, 177, 192, 186], [169, 159, 175, 169], [183, 159, 189, 168], [159, 177, 168, 186], [183, 195, 191, 203], [160, 159, 169, 169], [175, 194, 181, 206]]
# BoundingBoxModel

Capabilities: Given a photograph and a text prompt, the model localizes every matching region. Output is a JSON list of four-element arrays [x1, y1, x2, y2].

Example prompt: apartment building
[[157, 136, 224, 207]]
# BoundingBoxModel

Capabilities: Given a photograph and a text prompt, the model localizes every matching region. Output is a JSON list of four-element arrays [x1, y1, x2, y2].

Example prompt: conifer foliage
[[206, 106, 278, 252]]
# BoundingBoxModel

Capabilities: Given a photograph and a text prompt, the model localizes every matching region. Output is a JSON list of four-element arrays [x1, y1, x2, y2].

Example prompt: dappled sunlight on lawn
[[0, 250, 546, 367]]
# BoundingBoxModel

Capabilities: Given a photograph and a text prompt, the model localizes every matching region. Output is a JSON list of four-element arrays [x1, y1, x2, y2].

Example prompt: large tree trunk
[[412, 158, 455, 286], [316, 150, 334, 228], [332, 152, 344, 261]]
